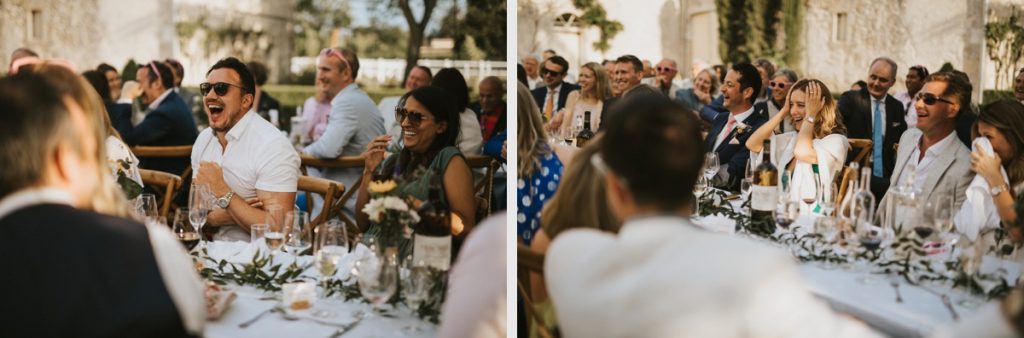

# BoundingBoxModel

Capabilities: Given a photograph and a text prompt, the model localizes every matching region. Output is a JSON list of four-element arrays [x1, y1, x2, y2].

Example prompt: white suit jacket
[[545, 216, 879, 338], [304, 84, 386, 213]]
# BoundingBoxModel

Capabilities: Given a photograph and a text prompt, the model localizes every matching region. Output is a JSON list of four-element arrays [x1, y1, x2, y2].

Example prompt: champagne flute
[[820, 182, 838, 217], [173, 208, 200, 251], [188, 184, 210, 246], [693, 175, 708, 219], [703, 153, 720, 180], [314, 220, 349, 317], [740, 178, 753, 201], [284, 210, 312, 255]]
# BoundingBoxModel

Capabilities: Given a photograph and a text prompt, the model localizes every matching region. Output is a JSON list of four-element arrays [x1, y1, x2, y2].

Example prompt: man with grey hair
[[752, 58, 775, 104], [654, 58, 681, 97], [522, 54, 542, 89], [838, 56, 908, 200]]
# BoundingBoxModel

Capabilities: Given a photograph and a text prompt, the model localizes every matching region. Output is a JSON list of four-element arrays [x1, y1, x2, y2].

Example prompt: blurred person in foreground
[[0, 69, 204, 337], [437, 212, 507, 338], [80, 68, 146, 200], [544, 91, 878, 338], [517, 82, 573, 245]]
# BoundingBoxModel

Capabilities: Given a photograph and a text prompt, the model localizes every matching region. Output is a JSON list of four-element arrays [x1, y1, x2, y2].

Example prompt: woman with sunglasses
[[357, 85, 477, 249], [746, 79, 848, 214], [675, 68, 719, 112], [755, 69, 798, 133], [955, 100, 1024, 247]]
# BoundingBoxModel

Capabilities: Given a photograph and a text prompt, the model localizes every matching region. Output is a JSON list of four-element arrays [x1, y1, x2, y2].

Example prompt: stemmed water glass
[[313, 220, 349, 318], [284, 210, 312, 255], [356, 252, 399, 317], [188, 185, 210, 246], [854, 220, 886, 284], [693, 175, 709, 219], [400, 259, 433, 334], [135, 193, 159, 220]]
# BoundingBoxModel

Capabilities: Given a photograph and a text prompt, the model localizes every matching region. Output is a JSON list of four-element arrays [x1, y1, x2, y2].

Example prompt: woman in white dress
[[745, 79, 848, 214], [556, 62, 612, 137], [955, 99, 1024, 254]]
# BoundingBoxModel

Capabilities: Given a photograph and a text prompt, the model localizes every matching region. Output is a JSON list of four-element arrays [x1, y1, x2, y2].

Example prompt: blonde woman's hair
[[580, 62, 612, 101], [789, 79, 847, 139], [540, 136, 620, 238], [518, 82, 549, 177], [25, 63, 134, 217]]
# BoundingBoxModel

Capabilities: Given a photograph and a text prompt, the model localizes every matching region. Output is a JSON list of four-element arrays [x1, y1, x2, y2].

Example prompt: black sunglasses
[[541, 68, 564, 76], [915, 92, 954, 106], [199, 82, 246, 96], [396, 107, 433, 125], [769, 81, 787, 89]]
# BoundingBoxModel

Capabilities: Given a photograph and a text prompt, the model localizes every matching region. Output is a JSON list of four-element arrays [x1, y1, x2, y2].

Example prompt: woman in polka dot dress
[[517, 83, 571, 245]]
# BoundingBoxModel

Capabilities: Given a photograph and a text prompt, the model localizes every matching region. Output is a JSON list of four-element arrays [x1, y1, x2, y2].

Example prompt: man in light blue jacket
[[304, 47, 385, 215]]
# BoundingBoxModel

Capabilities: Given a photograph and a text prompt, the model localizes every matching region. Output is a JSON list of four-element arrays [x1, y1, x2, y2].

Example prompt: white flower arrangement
[[362, 195, 420, 225]]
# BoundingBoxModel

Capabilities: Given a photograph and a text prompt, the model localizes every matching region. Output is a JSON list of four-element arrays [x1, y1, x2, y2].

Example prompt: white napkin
[[334, 244, 374, 280], [953, 137, 1008, 241]]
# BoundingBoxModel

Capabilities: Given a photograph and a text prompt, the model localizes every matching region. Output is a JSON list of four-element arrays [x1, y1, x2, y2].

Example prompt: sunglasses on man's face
[[769, 81, 787, 89], [915, 92, 954, 106], [656, 67, 676, 73], [200, 82, 246, 97], [396, 108, 433, 125], [541, 68, 564, 77]]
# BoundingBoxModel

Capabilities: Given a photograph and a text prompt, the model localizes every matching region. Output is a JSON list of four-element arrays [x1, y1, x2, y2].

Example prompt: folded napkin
[[953, 137, 1008, 241]]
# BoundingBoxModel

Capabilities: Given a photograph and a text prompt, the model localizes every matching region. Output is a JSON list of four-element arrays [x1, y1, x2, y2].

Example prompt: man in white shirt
[[885, 71, 974, 210], [303, 47, 386, 215], [545, 91, 878, 338], [193, 57, 300, 241], [894, 65, 929, 129], [522, 54, 542, 89]]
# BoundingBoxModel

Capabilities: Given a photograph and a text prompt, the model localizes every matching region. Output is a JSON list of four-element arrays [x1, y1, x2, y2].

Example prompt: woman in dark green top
[[357, 86, 477, 239]]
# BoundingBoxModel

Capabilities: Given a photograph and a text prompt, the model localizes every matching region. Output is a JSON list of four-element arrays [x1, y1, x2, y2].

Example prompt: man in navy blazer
[[704, 63, 768, 191], [114, 61, 198, 176], [837, 57, 907, 201], [531, 55, 579, 121]]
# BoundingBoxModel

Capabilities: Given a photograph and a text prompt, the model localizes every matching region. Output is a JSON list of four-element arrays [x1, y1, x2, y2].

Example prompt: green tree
[[572, 0, 623, 53], [292, 0, 352, 57], [352, 20, 409, 59], [455, 0, 506, 60], [715, 0, 798, 66], [986, 5, 1024, 90]]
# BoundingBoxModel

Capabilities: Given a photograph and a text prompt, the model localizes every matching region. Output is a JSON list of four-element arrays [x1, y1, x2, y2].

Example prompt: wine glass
[[135, 193, 159, 220], [264, 205, 286, 252], [188, 185, 210, 246], [917, 200, 940, 241], [745, 158, 756, 181], [314, 220, 349, 317], [799, 176, 819, 214], [400, 259, 433, 334], [356, 252, 399, 316], [854, 219, 886, 284], [693, 175, 708, 219], [819, 182, 838, 217], [703, 153, 720, 180], [775, 199, 798, 230], [284, 210, 312, 255], [173, 208, 200, 252]]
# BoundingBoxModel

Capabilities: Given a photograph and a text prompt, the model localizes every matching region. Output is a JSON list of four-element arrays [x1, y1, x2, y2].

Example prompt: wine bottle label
[[413, 234, 451, 270], [751, 185, 778, 211]]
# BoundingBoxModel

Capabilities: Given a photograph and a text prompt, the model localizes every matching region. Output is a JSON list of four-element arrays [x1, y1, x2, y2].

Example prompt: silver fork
[[889, 279, 903, 303]]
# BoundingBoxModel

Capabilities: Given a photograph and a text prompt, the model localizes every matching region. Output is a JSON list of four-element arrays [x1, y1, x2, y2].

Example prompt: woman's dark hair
[[432, 68, 469, 112], [246, 61, 269, 86], [96, 63, 117, 76], [384, 85, 462, 179], [82, 69, 112, 104], [974, 100, 1024, 190]]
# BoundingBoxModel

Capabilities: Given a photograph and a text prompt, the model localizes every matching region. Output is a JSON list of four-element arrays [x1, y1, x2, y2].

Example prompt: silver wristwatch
[[216, 191, 234, 209], [990, 184, 1008, 197], [805, 115, 815, 124]]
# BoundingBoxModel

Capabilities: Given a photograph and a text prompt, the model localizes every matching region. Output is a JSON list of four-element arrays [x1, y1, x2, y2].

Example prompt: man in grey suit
[[303, 47, 385, 215], [883, 71, 975, 210]]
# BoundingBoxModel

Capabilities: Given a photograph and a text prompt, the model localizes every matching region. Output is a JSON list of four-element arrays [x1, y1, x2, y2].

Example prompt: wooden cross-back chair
[[848, 139, 872, 168], [299, 155, 365, 232], [138, 169, 182, 219], [130, 145, 194, 181], [465, 155, 501, 222], [834, 165, 859, 213], [517, 242, 555, 338], [296, 175, 353, 245]]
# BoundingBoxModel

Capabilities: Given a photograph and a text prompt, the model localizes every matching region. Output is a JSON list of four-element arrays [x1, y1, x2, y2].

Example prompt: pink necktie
[[717, 115, 736, 148]]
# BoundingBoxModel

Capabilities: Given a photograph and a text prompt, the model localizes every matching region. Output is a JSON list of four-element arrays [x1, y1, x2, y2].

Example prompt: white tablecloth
[[693, 211, 1020, 338], [200, 241, 437, 338]]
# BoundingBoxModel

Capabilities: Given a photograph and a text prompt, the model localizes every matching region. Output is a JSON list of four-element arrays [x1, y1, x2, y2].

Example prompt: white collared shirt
[[713, 105, 756, 150], [192, 112, 300, 241], [896, 131, 958, 192], [894, 91, 917, 129], [870, 95, 888, 138], [147, 89, 174, 111], [0, 188, 75, 220]]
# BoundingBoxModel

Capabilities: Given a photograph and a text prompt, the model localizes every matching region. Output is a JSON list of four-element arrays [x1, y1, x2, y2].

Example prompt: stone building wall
[[1, 0, 106, 71]]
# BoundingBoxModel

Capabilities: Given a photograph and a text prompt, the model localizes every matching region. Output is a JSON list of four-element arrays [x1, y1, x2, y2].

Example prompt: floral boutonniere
[[734, 121, 751, 136]]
